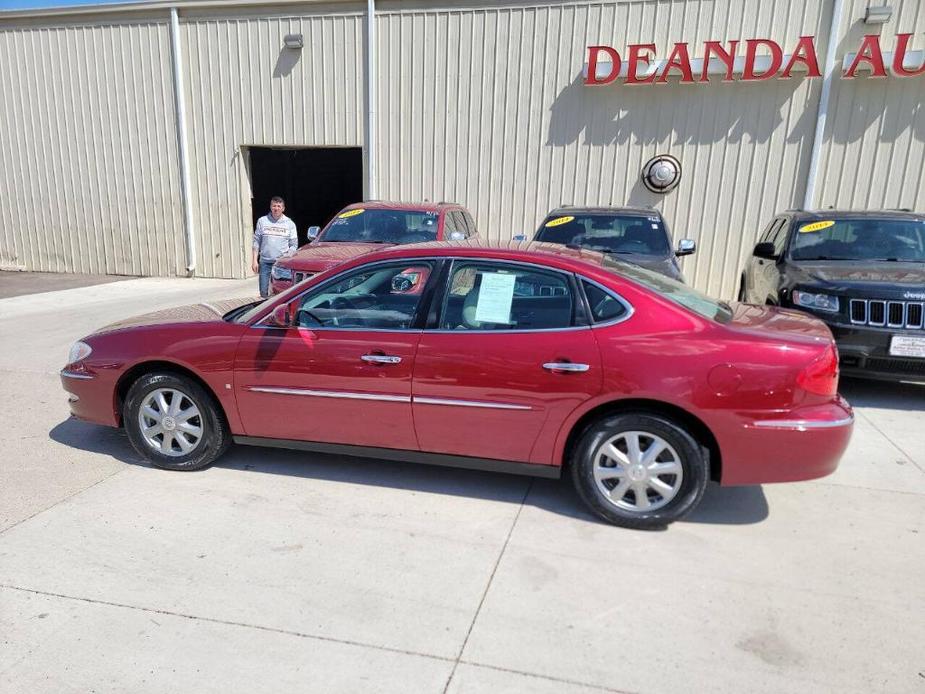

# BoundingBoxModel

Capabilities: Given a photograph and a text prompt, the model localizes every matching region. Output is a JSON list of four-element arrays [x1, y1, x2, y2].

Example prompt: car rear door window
[[440, 262, 575, 330]]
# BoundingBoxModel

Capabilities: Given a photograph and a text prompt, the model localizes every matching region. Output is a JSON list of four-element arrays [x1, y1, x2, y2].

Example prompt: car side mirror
[[306, 226, 321, 242], [676, 238, 696, 256], [512, 234, 527, 242], [268, 304, 291, 328], [753, 241, 778, 260]]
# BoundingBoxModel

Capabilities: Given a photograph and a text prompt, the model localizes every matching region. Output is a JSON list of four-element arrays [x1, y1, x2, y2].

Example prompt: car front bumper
[[60, 368, 120, 427], [828, 323, 925, 383]]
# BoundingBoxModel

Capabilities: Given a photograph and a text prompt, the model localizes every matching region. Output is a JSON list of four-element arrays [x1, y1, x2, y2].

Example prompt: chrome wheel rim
[[138, 388, 204, 457], [593, 431, 683, 513]]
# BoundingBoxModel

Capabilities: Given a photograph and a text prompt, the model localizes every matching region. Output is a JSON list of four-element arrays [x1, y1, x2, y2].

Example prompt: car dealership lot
[[1, 279, 923, 693]]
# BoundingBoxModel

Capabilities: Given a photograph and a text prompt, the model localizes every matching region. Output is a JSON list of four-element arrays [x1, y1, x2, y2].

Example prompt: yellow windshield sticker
[[798, 220, 835, 233], [545, 216, 575, 227], [339, 209, 365, 219]]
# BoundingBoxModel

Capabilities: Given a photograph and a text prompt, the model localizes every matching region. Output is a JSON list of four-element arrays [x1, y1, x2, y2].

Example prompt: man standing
[[252, 196, 298, 297]]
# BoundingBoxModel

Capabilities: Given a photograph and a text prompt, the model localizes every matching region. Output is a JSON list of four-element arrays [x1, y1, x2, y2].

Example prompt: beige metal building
[[1, 0, 923, 297]]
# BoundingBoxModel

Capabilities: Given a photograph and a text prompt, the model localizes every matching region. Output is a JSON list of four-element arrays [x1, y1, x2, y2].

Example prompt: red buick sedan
[[61, 242, 853, 529]]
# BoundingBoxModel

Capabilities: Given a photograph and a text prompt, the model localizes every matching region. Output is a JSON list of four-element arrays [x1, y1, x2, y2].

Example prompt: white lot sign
[[475, 273, 516, 324]]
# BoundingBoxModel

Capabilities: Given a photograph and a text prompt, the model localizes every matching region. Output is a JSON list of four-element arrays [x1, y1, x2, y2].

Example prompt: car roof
[[334, 239, 610, 270], [543, 206, 662, 218], [784, 209, 924, 222], [340, 200, 462, 213]]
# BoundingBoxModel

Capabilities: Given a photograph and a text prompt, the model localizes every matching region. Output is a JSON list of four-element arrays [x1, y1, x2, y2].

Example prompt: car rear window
[[535, 213, 671, 256], [789, 218, 925, 262], [602, 257, 732, 323], [321, 209, 439, 244]]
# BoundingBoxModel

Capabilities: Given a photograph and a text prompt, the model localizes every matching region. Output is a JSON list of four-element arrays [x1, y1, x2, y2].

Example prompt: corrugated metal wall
[[180, 6, 366, 278], [0, 18, 184, 276], [1, 0, 924, 295], [375, 0, 826, 297], [817, 0, 925, 215]]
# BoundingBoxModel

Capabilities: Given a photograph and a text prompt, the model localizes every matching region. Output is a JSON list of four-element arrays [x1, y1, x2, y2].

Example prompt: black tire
[[123, 372, 231, 471], [570, 413, 708, 530]]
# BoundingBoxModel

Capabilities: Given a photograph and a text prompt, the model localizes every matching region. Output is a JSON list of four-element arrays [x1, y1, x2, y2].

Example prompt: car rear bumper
[[828, 324, 925, 382], [60, 369, 120, 427], [719, 397, 854, 486]]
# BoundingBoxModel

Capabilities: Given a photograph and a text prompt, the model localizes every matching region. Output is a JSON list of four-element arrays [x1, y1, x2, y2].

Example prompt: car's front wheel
[[124, 372, 230, 471], [571, 413, 708, 529]]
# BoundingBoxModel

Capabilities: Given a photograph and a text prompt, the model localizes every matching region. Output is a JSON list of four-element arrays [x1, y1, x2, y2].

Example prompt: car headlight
[[792, 290, 839, 313], [271, 264, 292, 280], [68, 341, 92, 364]]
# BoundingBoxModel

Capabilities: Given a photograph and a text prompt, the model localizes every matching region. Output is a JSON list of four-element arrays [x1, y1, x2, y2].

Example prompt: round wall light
[[642, 154, 681, 194]]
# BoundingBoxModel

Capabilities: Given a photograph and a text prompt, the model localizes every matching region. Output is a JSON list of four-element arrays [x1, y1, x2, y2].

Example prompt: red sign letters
[[585, 34, 925, 85]]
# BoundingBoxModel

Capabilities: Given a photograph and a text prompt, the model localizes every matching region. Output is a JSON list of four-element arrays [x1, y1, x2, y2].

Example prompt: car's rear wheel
[[571, 413, 708, 529], [124, 372, 230, 471]]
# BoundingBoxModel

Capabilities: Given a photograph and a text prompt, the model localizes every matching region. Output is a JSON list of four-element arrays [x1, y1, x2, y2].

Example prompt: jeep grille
[[850, 299, 924, 329]]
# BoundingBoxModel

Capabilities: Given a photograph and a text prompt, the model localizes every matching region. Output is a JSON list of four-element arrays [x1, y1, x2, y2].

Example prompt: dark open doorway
[[248, 147, 363, 246]]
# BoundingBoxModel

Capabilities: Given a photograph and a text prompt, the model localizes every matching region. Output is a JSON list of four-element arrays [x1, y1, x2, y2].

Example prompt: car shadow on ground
[[840, 376, 925, 409], [50, 417, 768, 527]]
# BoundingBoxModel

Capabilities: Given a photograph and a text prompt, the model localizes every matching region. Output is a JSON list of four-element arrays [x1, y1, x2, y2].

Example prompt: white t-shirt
[[253, 214, 297, 262]]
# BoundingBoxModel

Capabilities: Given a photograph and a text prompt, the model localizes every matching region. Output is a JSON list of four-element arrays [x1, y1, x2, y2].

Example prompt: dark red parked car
[[269, 200, 478, 295], [61, 242, 853, 529]]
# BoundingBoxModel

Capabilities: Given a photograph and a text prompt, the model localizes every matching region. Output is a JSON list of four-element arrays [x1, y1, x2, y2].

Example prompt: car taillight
[[797, 344, 839, 396]]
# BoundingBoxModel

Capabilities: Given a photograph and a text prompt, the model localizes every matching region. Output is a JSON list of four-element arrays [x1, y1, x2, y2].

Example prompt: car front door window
[[462, 211, 477, 238], [772, 220, 789, 256], [294, 262, 434, 330]]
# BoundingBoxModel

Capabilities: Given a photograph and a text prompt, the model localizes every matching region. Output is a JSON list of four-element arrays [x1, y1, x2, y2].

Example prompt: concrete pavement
[[0, 270, 132, 299], [0, 277, 922, 693]]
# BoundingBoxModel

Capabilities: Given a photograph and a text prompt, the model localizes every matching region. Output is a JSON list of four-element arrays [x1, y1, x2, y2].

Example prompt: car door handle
[[543, 362, 590, 373], [361, 354, 402, 365]]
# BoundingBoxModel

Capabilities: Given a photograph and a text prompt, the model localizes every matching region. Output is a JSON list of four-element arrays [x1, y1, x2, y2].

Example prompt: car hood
[[277, 242, 394, 271], [788, 261, 925, 292], [96, 297, 257, 334], [610, 253, 684, 282]]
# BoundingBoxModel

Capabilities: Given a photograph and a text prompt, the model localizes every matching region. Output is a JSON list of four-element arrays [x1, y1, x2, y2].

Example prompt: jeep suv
[[740, 209, 925, 382], [270, 201, 478, 295], [530, 206, 696, 282]]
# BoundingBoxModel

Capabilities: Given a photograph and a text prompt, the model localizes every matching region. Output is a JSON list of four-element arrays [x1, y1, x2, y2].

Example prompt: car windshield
[[232, 296, 275, 324], [534, 213, 671, 256], [789, 218, 925, 262], [321, 208, 439, 244], [602, 256, 732, 323]]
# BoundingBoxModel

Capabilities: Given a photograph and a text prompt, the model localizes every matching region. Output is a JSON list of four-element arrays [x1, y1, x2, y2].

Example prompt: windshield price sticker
[[890, 336, 925, 359], [338, 209, 365, 219], [475, 273, 516, 324], [545, 216, 575, 227], [799, 220, 835, 233]]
